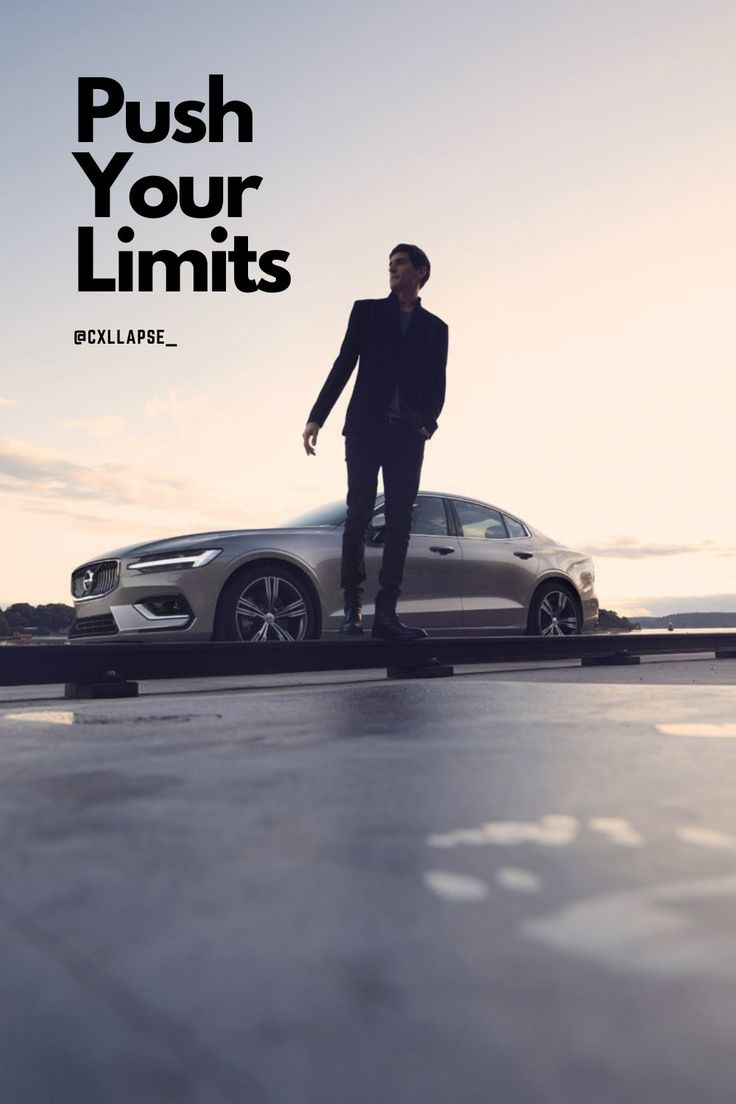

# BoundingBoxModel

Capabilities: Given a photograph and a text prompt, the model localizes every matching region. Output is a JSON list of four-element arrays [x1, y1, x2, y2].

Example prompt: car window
[[502, 514, 528, 538], [453, 500, 508, 540], [410, 496, 448, 535]]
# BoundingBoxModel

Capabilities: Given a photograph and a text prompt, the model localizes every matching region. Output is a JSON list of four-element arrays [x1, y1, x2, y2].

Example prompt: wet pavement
[[1, 655, 735, 1102]]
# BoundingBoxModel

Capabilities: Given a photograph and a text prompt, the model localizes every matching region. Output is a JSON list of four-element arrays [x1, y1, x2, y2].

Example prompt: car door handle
[[429, 546, 456, 556], [513, 551, 534, 559]]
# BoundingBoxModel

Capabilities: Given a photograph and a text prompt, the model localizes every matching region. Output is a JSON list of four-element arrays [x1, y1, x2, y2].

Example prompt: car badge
[[81, 568, 95, 594]]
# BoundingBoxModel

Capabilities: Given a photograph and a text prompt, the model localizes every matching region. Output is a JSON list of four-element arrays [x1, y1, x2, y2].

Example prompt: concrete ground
[[1, 652, 736, 1103]]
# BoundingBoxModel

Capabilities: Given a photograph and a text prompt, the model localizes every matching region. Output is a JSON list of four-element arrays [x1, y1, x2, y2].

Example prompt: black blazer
[[308, 292, 448, 439]]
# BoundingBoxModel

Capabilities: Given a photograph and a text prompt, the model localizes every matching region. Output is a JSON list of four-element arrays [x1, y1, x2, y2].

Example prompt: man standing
[[302, 244, 448, 641]]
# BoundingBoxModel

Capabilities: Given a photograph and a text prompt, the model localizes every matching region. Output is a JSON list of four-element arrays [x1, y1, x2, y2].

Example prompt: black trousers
[[341, 418, 426, 603]]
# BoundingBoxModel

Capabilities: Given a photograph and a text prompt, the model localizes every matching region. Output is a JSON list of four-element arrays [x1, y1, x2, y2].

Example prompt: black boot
[[339, 591, 364, 636], [371, 592, 428, 641]]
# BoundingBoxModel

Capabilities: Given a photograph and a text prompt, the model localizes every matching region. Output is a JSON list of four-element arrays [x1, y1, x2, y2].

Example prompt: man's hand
[[303, 421, 321, 456]]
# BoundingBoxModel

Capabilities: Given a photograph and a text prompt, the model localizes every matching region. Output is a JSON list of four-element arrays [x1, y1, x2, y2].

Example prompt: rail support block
[[387, 659, 454, 680], [64, 680, 139, 699], [581, 653, 641, 667], [715, 649, 736, 660]]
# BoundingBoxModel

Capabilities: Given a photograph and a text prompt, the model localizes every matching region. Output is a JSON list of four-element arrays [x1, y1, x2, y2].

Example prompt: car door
[[365, 494, 462, 628], [451, 499, 540, 631]]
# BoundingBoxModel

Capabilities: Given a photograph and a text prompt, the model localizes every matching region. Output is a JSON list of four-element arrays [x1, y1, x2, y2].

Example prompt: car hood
[[76, 527, 339, 564]]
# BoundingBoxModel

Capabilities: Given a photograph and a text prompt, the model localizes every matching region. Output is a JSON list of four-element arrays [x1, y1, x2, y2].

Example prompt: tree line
[[595, 608, 640, 631], [0, 603, 75, 637]]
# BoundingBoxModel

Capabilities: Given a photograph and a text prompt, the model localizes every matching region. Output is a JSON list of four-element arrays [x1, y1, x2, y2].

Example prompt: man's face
[[389, 251, 426, 295]]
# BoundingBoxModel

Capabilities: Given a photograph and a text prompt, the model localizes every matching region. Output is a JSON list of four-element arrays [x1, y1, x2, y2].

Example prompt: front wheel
[[213, 565, 317, 642], [526, 581, 581, 636]]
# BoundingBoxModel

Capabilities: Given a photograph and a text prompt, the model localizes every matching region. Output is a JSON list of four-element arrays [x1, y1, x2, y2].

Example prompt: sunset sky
[[2, 0, 734, 617]]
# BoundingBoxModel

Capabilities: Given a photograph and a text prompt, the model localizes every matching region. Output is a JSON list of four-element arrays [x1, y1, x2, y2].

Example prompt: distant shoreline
[[630, 614, 736, 629]]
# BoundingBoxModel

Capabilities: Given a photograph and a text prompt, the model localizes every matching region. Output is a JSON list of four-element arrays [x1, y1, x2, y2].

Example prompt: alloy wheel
[[234, 575, 309, 642], [537, 589, 580, 636]]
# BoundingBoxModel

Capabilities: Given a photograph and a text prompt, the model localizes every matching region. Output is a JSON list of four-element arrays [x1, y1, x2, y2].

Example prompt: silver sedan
[[68, 491, 598, 642]]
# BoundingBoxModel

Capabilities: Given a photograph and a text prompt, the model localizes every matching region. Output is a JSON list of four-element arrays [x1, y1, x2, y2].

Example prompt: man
[[302, 244, 448, 641]]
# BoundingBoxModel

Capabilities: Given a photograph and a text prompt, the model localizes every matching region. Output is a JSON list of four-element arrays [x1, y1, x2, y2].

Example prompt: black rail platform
[[0, 632, 734, 698]]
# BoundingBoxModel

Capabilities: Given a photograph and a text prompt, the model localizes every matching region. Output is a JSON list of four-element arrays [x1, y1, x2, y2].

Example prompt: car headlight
[[127, 548, 223, 573]]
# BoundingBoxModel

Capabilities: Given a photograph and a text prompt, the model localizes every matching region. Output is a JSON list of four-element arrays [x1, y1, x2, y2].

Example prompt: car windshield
[[280, 499, 347, 527]]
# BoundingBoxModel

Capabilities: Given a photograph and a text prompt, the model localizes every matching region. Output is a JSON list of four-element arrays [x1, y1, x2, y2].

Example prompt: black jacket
[[308, 292, 448, 439]]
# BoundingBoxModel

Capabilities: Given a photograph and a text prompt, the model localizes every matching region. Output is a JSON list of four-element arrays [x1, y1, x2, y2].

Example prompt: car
[[68, 491, 598, 642]]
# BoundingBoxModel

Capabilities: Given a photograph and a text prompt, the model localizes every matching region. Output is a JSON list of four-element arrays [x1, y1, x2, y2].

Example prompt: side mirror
[[369, 513, 385, 542]]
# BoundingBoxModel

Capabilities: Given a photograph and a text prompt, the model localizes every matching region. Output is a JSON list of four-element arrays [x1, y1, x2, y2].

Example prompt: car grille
[[71, 559, 119, 600], [68, 613, 119, 638]]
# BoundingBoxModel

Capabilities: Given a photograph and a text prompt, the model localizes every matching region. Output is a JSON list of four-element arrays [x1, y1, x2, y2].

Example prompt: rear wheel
[[527, 581, 581, 636], [213, 565, 317, 642]]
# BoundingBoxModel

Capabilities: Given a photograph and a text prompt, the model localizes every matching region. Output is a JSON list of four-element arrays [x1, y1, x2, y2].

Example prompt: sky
[[2, 0, 734, 617]]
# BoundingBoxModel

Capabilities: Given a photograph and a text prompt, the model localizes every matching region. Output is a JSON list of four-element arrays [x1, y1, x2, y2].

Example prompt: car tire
[[526, 580, 582, 636], [213, 564, 317, 642]]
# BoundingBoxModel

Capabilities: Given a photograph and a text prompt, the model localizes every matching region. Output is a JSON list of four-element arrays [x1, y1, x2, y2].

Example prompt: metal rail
[[0, 632, 734, 688]]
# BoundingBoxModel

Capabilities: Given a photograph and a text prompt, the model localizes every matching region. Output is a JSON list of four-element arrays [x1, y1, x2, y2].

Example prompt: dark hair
[[390, 243, 431, 287]]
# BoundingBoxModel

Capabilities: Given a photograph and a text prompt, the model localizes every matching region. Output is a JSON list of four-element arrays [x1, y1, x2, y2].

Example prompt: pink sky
[[2, 1, 734, 616]]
